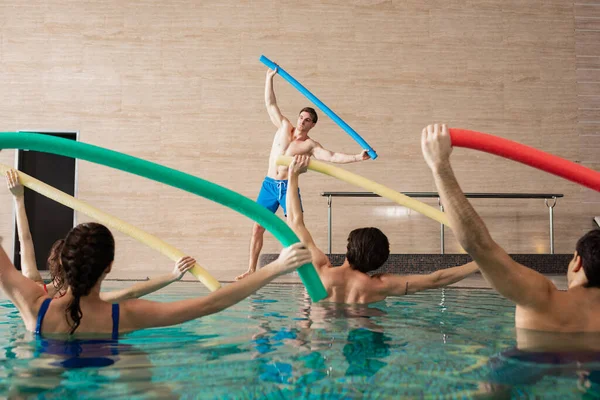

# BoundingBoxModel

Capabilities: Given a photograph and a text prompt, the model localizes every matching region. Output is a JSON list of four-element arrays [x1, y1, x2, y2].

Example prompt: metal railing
[[320, 192, 564, 255]]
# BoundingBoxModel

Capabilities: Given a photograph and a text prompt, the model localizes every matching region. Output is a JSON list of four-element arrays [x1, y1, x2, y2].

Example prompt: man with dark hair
[[345, 227, 391, 274], [285, 155, 479, 304], [577, 230, 600, 288], [421, 123, 600, 331], [237, 67, 371, 280], [299, 107, 318, 124]]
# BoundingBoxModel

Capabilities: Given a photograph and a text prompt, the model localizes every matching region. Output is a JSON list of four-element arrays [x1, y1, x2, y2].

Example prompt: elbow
[[429, 271, 445, 289], [288, 218, 303, 232], [23, 272, 43, 284], [127, 292, 139, 300], [287, 214, 304, 229], [460, 241, 479, 256], [429, 269, 458, 289], [459, 234, 495, 257], [118, 291, 138, 301], [196, 299, 222, 319]]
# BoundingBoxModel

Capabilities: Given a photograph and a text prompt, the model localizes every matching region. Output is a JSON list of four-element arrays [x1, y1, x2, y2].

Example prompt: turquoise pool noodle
[[260, 55, 377, 160], [0, 132, 327, 302]]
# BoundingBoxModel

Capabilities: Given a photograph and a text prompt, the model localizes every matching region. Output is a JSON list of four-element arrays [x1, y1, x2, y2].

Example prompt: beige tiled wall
[[0, 1, 597, 280], [576, 0, 600, 238]]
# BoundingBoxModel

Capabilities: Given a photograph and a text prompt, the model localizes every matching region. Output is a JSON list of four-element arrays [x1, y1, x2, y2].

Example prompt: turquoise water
[[0, 282, 598, 399]]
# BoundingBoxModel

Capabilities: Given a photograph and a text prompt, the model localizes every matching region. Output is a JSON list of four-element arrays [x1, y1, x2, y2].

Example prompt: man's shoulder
[[273, 118, 292, 133], [349, 270, 385, 288], [355, 273, 388, 303], [515, 288, 600, 330], [368, 272, 397, 282], [316, 258, 334, 272]]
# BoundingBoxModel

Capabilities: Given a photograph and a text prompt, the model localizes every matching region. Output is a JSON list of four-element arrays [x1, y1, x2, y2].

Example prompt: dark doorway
[[13, 131, 77, 271]]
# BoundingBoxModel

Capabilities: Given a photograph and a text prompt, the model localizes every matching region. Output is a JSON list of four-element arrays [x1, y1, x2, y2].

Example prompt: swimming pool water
[[0, 282, 598, 399]]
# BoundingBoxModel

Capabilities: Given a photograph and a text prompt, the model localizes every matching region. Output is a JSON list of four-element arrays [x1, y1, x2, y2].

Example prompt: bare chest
[[283, 139, 314, 156]]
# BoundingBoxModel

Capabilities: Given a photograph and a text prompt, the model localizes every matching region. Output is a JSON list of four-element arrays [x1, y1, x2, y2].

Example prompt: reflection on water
[[343, 328, 392, 377], [0, 283, 599, 398]]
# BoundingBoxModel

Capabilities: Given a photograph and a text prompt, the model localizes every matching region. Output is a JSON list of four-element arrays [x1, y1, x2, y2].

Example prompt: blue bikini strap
[[111, 303, 120, 340], [35, 298, 52, 335]]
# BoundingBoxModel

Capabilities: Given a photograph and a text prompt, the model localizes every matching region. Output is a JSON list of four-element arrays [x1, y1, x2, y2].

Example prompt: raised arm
[[421, 124, 556, 309], [265, 67, 287, 128], [286, 155, 330, 270], [5, 170, 42, 283], [311, 143, 370, 164], [100, 256, 195, 302], [376, 261, 479, 296], [120, 244, 312, 330]]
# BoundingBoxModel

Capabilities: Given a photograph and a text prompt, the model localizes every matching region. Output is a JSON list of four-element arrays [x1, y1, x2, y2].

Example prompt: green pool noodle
[[0, 132, 327, 302]]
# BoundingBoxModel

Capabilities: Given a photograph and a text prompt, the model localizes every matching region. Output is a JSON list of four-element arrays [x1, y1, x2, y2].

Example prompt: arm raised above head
[[265, 67, 289, 128], [5, 169, 42, 283], [421, 123, 557, 309], [285, 155, 330, 270]]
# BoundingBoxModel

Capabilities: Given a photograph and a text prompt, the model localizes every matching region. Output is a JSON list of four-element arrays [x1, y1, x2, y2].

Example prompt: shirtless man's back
[[515, 275, 600, 332], [421, 123, 600, 334], [307, 234, 478, 304], [285, 155, 479, 304]]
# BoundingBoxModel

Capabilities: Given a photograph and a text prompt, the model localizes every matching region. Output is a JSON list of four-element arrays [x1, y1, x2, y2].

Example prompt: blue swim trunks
[[256, 177, 302, 216]]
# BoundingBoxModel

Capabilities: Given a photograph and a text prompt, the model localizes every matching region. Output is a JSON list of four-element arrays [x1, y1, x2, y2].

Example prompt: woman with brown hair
[[6, 168, 195, 301], [0, 221, 309, 337]]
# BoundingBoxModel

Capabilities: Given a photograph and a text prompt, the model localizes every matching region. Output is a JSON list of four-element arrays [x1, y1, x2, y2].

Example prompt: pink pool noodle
[[449, 129, 600, 192]]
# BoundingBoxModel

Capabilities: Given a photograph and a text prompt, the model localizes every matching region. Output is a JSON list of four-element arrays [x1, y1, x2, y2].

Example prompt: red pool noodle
[[449, 129, 600, 192]]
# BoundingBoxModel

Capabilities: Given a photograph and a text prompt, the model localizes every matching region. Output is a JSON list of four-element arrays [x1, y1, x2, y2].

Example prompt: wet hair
[[345, 227, 390, 274], [299, 107, 318, 124], [61, 223, 115, 334], [576, 229, 600, 288], [47, 239, 66, 296]]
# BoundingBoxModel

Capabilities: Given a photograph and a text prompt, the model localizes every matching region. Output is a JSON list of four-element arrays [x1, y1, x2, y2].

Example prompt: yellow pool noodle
[[276, 156, 450, 226], [1, 164, 221, 292]]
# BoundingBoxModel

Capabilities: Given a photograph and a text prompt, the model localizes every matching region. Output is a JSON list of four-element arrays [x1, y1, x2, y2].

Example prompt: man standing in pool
[[421, 123, 600, 332], [284, 155, 479, 303], [236, 66, 371, 281]]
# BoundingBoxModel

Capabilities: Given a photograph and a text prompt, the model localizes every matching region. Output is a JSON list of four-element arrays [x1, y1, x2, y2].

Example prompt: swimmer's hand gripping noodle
[[276, 156, 450, 226], [0, 164, 221, 292], [0, 133, 327, 302], [260, 55, 378, 160], [450, 129, 600, 192]]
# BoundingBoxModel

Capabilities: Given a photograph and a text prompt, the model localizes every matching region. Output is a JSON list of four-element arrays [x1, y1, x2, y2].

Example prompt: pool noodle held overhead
[[0, 163, 221, 292], [276, 155, 450, 226], [259, 55, 378, 160], [0, 132, 328, 302], [449, 129, 600, 192]]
